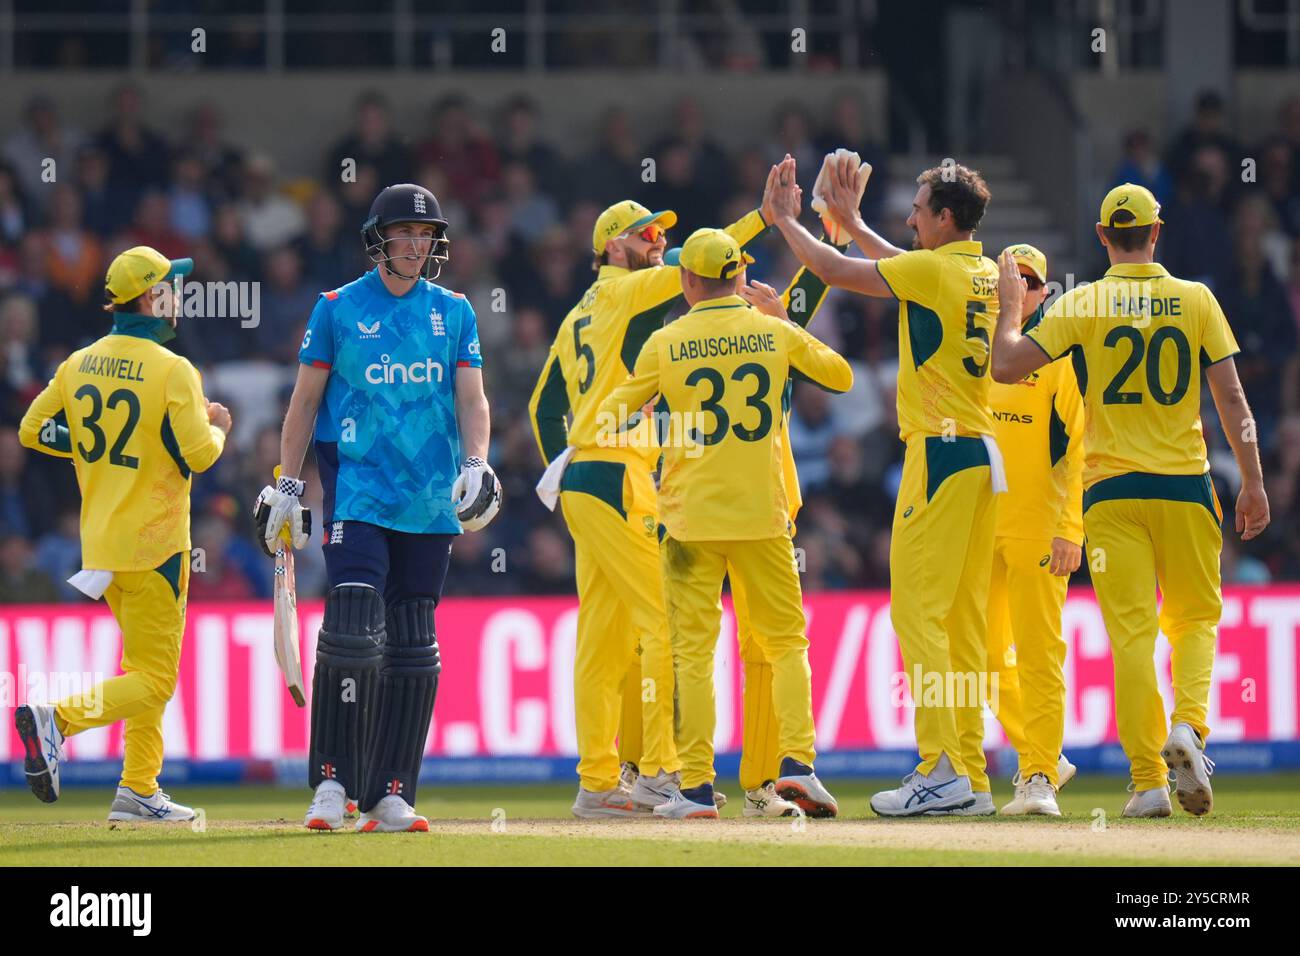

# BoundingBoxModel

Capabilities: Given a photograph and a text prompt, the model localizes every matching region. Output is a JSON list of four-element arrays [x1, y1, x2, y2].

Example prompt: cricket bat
[[273, 544, 306, 707]]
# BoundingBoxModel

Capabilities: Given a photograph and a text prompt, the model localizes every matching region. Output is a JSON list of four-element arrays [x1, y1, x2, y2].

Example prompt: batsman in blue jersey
[[255, 183, 500, 833]]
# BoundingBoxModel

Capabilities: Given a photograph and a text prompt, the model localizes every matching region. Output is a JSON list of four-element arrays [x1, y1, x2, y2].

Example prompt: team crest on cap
[[413, 193, 427, 215]]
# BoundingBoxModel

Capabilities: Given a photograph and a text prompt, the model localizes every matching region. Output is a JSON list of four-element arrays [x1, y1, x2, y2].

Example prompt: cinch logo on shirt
[[364, 354, 445, 385]]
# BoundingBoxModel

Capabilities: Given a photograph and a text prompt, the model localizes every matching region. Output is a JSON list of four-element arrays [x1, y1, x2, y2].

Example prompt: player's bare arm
[[454, 367, 490, 460], [254, 362, 327, 556], [277, 362, 329, 483], [1206, 357, 1270, 541], [991, 249, 1051, 384], [765, 156, 892, 297]]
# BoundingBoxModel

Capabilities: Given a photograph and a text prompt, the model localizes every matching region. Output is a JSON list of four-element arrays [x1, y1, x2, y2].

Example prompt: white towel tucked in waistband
[[535, 445, 578, 511], [68, 569, 114, 600], [981, 434, 1009, 494]]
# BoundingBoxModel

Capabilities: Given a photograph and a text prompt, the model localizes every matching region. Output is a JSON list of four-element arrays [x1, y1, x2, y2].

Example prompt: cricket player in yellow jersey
[[14, 246, 231, 820], [766, 154, 1003, 816], [731, 240, 845, 818], [992, 184, 1270, 818], [986, 244, 1083, 817], [598, 227, 852, 819], [528, 200, 768, 818]]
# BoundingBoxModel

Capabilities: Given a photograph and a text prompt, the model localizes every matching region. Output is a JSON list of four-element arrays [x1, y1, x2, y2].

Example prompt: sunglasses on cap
[[620, 223, 665, 243]]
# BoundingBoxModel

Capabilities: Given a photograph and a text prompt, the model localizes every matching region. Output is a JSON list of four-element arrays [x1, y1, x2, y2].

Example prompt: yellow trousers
[[662, 532, 815, 790], [890, 436, 997, 791], [733, 567, 782, 792], [55, 553, 189, 794], [560, 456, 678, 792], [986, 535, 1068, 785], [1083, 474, 1222, 790]]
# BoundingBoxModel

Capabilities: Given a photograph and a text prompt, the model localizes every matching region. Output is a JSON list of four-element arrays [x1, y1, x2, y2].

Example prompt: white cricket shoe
[[935, 790, 995, 816], [304, 779, 348, 831], [14, 704, 65, 804], [743, 781, 800, 818], [713, 790, 728, 808], [1001, 773, 1030, 815], [1057, 753, 1077, 790], [652, 785, 719, 820], [345, 796, 359, 818], [1021, 773, 1061, 816], [618, 761, 639, 793], [775, 759, 838, 818], [108, 786, 196, 822], [1122, 784, 1173, 818], [356, 794, 429, 832], [1162, 722, 1214, 816], [871, 753, 975, 817], [572, 785, 639, 819], [630, 768, 680, 811]]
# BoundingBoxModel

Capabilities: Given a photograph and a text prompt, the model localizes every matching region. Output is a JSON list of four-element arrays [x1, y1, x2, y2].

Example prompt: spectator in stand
[[14, 233, 86, 352], [1165, 88, 1241, 187], [93, 84, 170, 214], [517, 525, 576, 594], [0, 162, 30, 247], [787, 381, 840, 493], [497, 95, 567, 200], [502, 161, 560, 245], [1158, 145, 1233, 286], [641, 138, 717, 234], [1287, 239, 1300, 341], [255, 246, 317, 363], [33, 509, 83, 603], [74, 145, 128, 237], [415, 94, 500, 209], [1112, 128, 1173, 205], [1277, 95, 1300, 194], [572, 107, 642, 209], [295, 189, 360, 292], [765, 104, 819, 177], [2, 95, 82, 215], [121, 190, 190, 259], [818, 88, 890, 221], [169, 151, 214, 241], [518, 226, 583, 330], [327, 91, 413, 192], [0, 425, 57, 540], [1216, 197, 1299, 448], [656, 96, 732, 221], [188, 513, 259, 602], [0, 293, 41, 404], [489, 304, 551, 418], [235, 153, 306, 252], [185, 101, 245, 202], [0, 533, 59, 604], [210, 202, 261, 281], [1260, 138, 1300, 239], [43, 184, 103, 307]]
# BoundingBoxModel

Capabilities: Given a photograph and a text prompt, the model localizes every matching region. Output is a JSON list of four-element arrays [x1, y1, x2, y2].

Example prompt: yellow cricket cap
[[664, 228, 754, 279], [105, 246, 193, 304], [1099, 183, 1163, 228], [1002, 243, 1048, 282], [591, 201, 677, 254]]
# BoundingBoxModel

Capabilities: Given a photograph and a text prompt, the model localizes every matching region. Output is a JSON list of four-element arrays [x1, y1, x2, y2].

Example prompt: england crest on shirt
[[430, 308, 445, 336]]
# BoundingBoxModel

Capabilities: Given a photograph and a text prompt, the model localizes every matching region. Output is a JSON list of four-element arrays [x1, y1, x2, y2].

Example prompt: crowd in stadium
[[1, 83, 1299, 602]]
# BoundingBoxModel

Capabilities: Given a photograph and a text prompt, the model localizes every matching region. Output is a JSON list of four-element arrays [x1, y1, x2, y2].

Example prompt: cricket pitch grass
[[2, 774, 1298, 867]]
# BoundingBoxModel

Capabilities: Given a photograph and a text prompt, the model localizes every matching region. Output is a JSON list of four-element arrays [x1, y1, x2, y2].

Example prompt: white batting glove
[[254, 475, 312, 556], [452, 456, 501, 532]]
